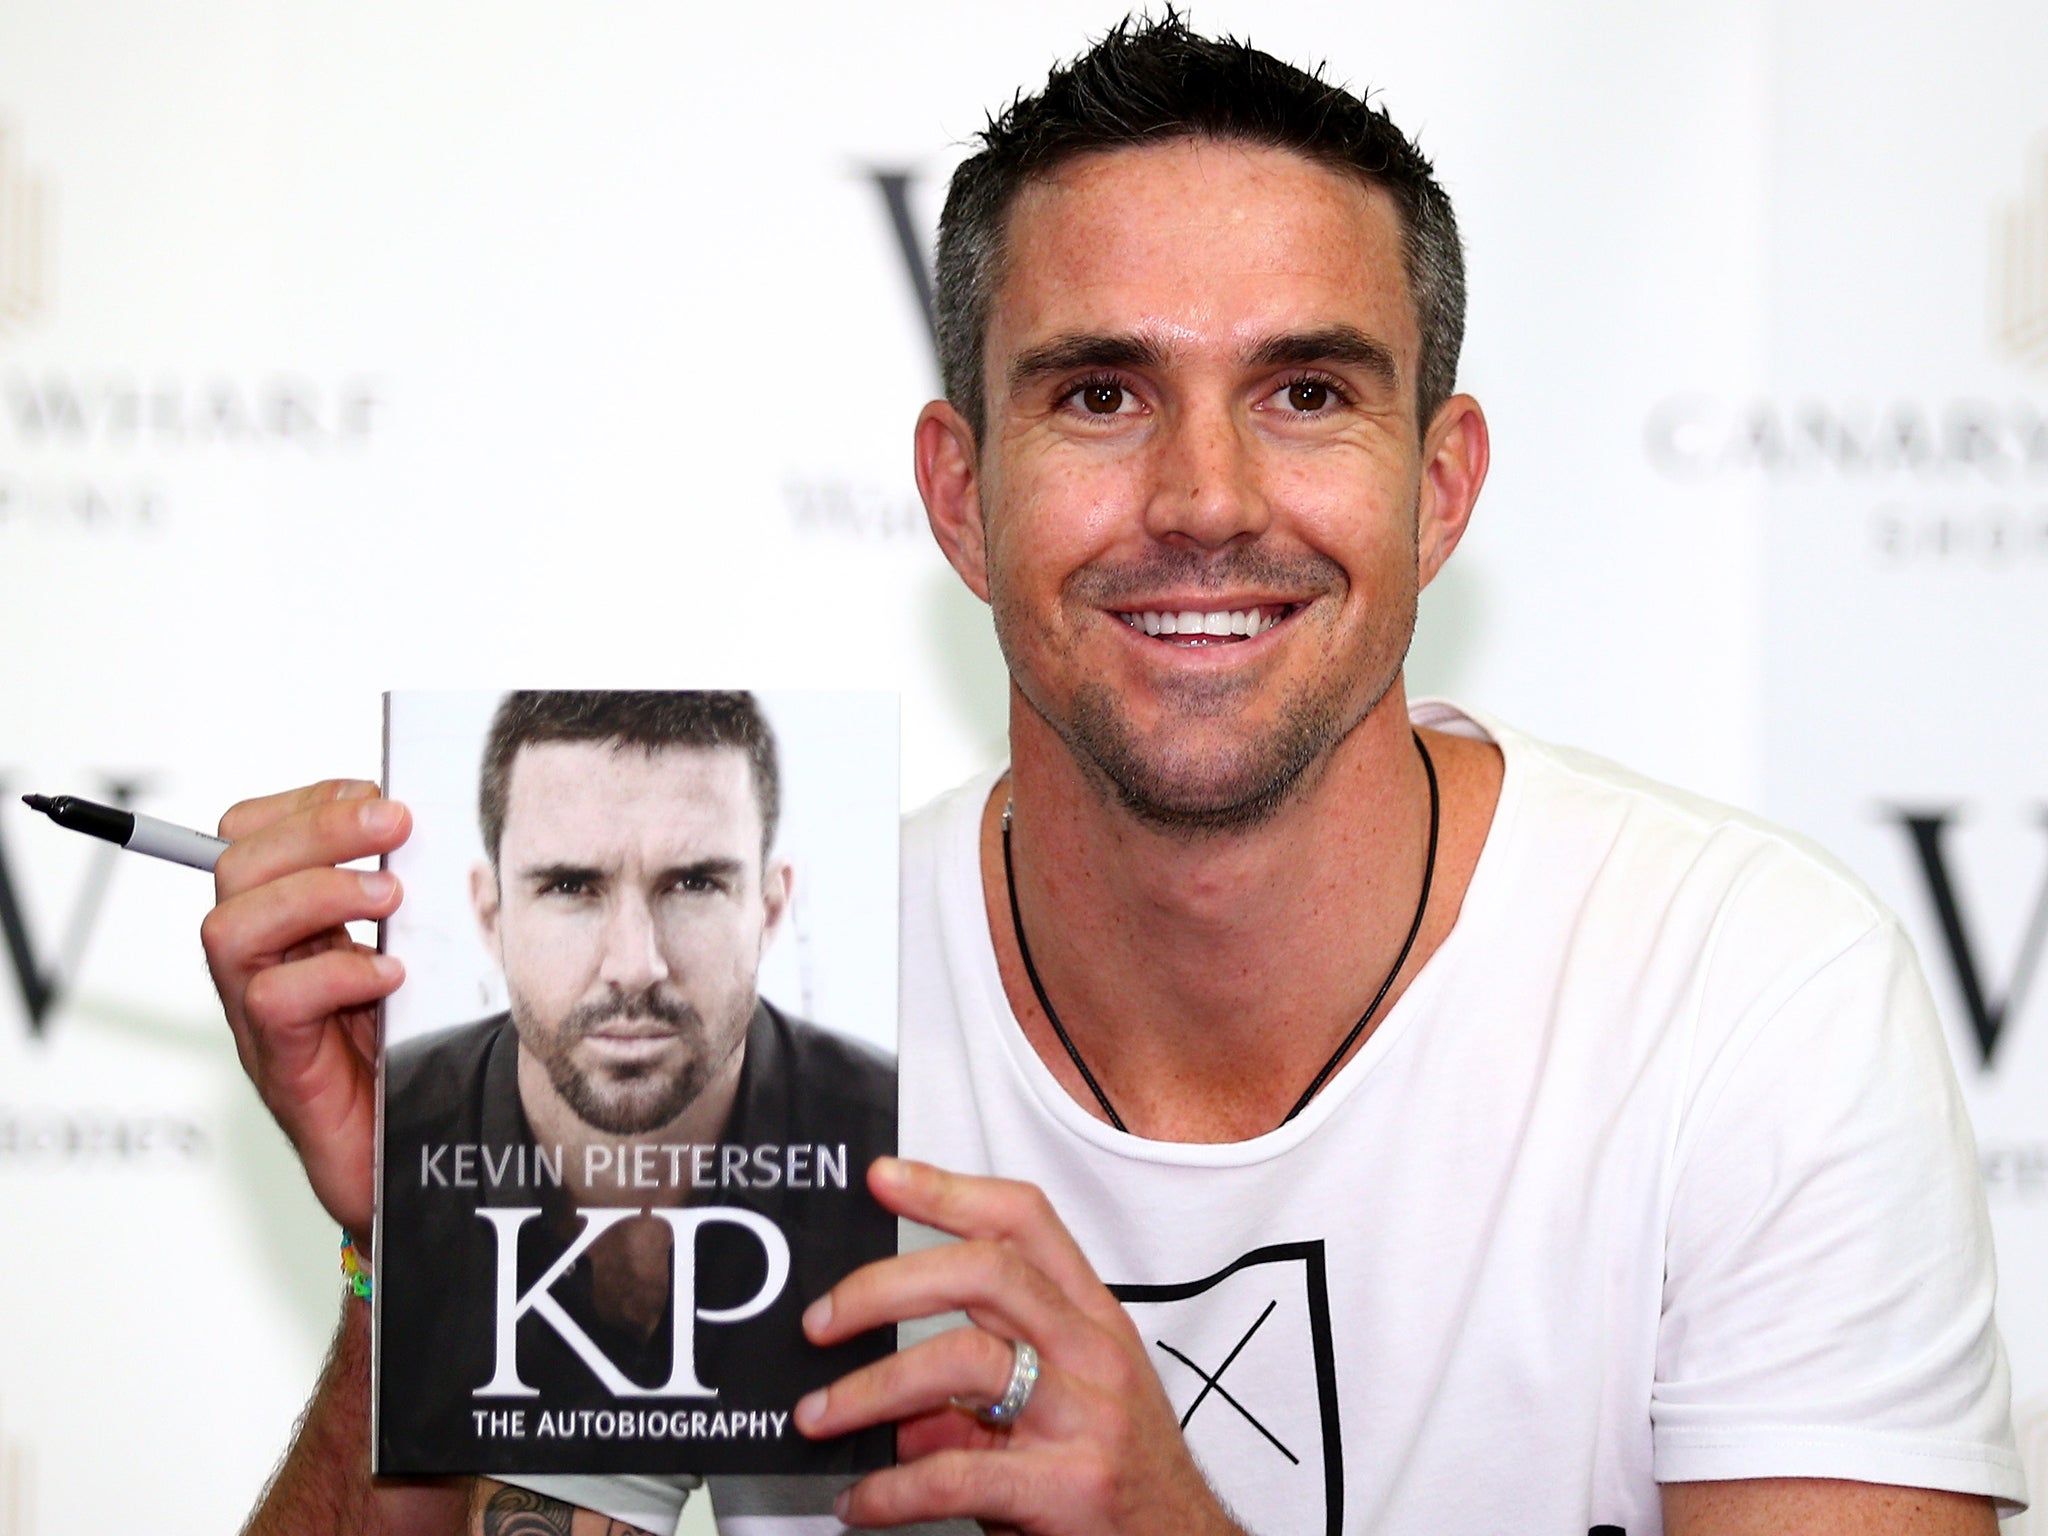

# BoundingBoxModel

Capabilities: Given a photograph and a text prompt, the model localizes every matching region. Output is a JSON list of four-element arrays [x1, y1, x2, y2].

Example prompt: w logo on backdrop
[[0, 120, 50, 337], [1885, 806, 2048, 1071], [1994, 140, 2048, 373], [0, 780, 141, 1038], [866, 167, 937, 368]]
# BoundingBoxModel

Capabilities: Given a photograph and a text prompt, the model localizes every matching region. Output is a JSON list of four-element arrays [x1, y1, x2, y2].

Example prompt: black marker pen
[[21, 794, 228, 872]]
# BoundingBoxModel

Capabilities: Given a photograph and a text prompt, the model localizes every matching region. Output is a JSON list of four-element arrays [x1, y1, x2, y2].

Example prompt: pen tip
[[22, 794, 52, 813]]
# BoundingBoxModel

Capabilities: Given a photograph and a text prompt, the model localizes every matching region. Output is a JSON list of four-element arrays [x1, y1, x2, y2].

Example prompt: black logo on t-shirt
[[1112, 1240, 1342, 1536]]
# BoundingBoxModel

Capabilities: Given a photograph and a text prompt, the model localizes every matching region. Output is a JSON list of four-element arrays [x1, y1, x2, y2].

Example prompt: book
[[372, 689, 898, 1476]]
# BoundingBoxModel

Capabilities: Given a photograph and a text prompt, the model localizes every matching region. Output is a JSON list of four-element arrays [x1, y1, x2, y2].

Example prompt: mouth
[[577, 1028, 684, 1073], [1114, 602, 1303, 645], [576, 1011, 690, 1065], [587, 1021, 677, 1041]]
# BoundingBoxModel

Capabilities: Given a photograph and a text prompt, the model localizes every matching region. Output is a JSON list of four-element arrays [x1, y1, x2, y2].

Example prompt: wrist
[[340, 1231, 374, 1300]]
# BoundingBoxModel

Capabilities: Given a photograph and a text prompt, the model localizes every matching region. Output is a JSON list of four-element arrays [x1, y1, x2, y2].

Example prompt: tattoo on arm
[[478, 1486, 574, 1536], [473, 1482, 662, 1536]]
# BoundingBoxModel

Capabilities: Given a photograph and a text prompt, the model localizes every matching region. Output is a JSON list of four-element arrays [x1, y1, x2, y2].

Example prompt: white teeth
[[1127, 606, 1281, 639]]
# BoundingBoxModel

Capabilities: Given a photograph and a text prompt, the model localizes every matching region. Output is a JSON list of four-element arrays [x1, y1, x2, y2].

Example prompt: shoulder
[[1419, 701, 1929, 1087], [766, 1004, 896, 1131], [387, 1013, 507, 1085], [774, 1006, 896, 1093], [386, 1016, 509, 1127], [1448, 701, 1894, 953]]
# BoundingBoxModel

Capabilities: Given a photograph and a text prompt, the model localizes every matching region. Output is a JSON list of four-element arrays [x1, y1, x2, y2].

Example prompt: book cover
[[372, 689, 898, 1476]]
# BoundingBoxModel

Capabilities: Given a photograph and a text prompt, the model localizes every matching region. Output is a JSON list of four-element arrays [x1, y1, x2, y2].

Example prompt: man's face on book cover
[[470, 739, 790, 1136]]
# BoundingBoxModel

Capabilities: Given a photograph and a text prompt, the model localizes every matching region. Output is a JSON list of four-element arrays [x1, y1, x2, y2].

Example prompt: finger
[[241, 945, 402, 1065], [896, 1401, 999, 1462], [216, 779, 381, 843], [803, 1237, 1095, 1363], [239, 952, 384, 1235], [239, 948, 384, 1103], [235, 944, 399, 1090], [866, 1158, 1112, 1315], [214, 794, 410, 901], [203, 866, 404, 982], [838, 1445, 1086, 1533], [796, 1324, 1062, 1443]]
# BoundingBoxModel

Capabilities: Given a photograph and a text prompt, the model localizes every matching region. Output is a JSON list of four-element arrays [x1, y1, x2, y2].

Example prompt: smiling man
[[374, 691, 896, 1479], [202, 17, 2022, 1536]]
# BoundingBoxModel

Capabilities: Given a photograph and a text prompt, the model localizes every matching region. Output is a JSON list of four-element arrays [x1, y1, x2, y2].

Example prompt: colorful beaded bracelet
[[340, 1232, 373, 1301]]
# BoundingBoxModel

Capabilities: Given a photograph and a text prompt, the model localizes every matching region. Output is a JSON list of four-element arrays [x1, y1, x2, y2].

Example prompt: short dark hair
[[934, 10, 1465, 442], [478, 691, 780, 865]]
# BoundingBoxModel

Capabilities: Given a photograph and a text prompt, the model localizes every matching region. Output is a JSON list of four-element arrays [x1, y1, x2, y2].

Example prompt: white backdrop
[[0, 3, 2041, 1531]]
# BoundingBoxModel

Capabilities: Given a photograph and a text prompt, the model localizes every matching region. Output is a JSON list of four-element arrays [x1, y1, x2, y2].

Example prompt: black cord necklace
[[1001, 730, 1441, 1135]]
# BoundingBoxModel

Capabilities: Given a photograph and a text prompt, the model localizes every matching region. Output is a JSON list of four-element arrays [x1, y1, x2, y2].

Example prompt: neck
[[990, 678, 1498, 1141]]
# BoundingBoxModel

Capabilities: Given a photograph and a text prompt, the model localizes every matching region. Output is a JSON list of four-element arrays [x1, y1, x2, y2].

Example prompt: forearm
[[467, 1481, 665, 1535], [243, 1296, 468, 1536]]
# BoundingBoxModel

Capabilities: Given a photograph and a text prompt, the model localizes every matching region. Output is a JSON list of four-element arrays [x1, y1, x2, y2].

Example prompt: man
[[201, 17, 2023, 1536], [374, 691, 894, 1477]]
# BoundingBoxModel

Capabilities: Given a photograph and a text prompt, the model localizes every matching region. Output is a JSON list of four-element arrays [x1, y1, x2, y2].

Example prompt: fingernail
[[360, 799, 403, 835], [370, 953, 403, 984], [833, 1488, 850, 1521], [871, 1155, 904, 1189], [803, 1293, 832, 1336], [360, 870, 397, 902], [793, 1389, 826, 1433]]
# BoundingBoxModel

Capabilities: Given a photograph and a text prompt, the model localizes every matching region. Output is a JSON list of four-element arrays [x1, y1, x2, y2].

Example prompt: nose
[[1142, 399, 1271, 547], [597, 891, 671, 991]]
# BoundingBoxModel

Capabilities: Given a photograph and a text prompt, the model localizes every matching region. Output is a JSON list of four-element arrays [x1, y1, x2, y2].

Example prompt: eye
[[1265, 372, 1351, 416], [669, 871, 730, 897], [1059, 373, 1141, 418]]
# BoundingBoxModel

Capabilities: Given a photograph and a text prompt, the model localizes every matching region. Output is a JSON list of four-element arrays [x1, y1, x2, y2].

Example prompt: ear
[[915, 398, 992, 603], [758, 858, 794, 954], [1414, 393, 1490, 588], [470, 863, 503, 957]]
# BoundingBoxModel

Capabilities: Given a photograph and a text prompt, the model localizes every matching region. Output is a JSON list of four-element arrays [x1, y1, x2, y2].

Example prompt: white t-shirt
[[525, 702, 2026, 1534]]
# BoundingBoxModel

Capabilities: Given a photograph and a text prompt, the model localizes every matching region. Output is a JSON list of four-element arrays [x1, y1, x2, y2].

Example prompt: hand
[[200, 780, 412, 1237], [794, 1158, 1244, 1536]]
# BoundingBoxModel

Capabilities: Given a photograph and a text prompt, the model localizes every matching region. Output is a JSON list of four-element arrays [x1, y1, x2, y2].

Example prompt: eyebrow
[[1005, 325, 1400, 396], [517, 858, 746, 887], [1242, 326, 1400, 389], [1007, 332, 1170, 394]]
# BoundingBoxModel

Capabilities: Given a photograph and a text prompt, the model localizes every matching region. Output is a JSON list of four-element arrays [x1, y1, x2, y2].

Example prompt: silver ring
[[974, 1339, 1040, 1426]]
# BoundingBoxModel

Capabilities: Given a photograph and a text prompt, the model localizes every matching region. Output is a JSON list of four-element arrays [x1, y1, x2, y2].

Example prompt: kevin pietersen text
[[417, 1141, 851, 1191]]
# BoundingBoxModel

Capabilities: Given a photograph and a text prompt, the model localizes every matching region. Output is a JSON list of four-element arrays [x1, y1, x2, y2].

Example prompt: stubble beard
[[510, 985, 751, 1137], [1005, 544, 1418, 836]]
